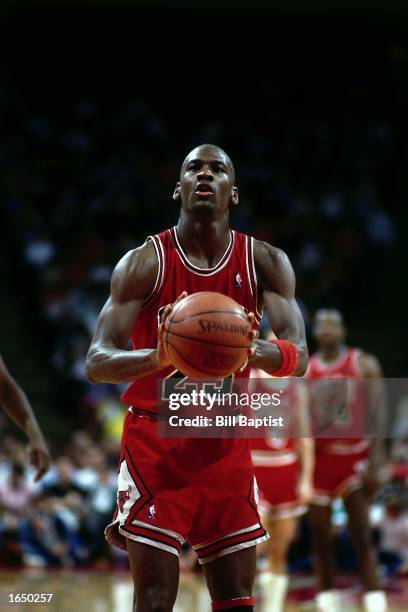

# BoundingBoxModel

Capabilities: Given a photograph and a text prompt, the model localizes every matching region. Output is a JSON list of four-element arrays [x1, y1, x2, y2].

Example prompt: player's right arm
[[86, 242, 172, 384]]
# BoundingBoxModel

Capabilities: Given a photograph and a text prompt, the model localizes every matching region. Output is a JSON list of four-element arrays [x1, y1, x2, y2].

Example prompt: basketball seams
[[168, 309, 250, 325], [166, 330, 251, 350], [166, 340, 242, 378]]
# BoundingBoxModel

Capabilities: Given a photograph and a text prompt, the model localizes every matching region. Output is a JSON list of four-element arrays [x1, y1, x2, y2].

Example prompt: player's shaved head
[[181, 144, 235, 182], [314, 309, 344, 325]]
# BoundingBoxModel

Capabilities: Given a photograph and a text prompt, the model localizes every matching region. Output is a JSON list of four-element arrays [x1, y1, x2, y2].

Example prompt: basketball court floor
[[0, 569, 407, 611]]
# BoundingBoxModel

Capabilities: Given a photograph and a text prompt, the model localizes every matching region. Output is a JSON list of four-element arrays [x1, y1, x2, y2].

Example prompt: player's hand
[[156, 291, 188, 368], [296, 477, 314, 505], [27, 437, 51, 482], [239, 312, 258, 372]]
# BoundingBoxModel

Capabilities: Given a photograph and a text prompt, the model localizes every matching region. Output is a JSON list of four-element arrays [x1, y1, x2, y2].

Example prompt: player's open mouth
[[195, 184, 214, 198]]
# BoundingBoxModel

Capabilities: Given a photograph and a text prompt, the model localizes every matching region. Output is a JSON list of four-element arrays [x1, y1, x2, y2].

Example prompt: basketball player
[[0, 353, 50, 481], [86, 144, 308, 612], [251, 350, 314, 612], [306, 309, 387, 612]]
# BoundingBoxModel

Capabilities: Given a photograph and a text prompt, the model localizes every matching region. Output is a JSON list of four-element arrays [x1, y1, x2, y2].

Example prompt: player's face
[[174, 147, 238, 214], [313, 314, 345, 349]]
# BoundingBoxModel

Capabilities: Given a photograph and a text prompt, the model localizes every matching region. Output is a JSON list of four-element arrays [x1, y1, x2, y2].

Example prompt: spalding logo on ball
[[163, 292, 252, 379]]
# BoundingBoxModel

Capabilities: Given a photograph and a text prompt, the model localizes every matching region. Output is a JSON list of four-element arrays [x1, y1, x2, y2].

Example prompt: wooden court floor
[[0, 569, 407, 611]]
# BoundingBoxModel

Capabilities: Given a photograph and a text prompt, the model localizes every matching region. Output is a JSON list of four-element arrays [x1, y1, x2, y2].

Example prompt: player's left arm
[[251, 241, 308, 376], [359, 351, 388, 497], [0, 353, 51, 481]]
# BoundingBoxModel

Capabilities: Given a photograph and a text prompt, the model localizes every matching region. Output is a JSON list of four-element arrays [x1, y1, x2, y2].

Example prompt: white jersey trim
[[172, 226, 235, 276], [198, 534, 269, 565], [312, 347, 349, 373], [245, 235, 254, 298], [251, 450, 297, 467], [322, 439, 370, 454], [118, 529, 179, 557], [250, 237, 263, 319], [193, 522, 262, 550], [131, 519, 184, 544], [142, 234, 165, 307]]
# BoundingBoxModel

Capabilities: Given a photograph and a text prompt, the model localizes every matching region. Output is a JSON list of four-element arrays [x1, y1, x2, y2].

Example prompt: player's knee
[[134, 586, 175, 612]]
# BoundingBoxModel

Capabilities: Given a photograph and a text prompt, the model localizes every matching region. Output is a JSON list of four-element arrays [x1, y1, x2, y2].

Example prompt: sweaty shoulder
[[252, 239, 295, 297], [111, 240, 159, 304]]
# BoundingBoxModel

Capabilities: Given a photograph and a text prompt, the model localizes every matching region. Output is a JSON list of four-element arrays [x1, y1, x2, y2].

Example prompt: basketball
[[163, 292, 252, 378]]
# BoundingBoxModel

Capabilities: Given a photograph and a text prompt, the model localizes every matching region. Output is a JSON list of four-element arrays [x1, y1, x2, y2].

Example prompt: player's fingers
[[239, 358, 249, 372], [161, 303, 173, 324], [172, 291, 188, 307], [249, 329, 259, 341], [247, 347, 256, 362], [34, 452, 50, 482], [247, 312, 255, 326]]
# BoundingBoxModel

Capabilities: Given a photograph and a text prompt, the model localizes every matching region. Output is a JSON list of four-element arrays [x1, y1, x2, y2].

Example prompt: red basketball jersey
[[306, 348, 369, 452], [121, 227, 262, 412]]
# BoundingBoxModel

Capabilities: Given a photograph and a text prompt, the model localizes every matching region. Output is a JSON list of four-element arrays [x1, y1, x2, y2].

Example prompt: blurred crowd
[[0, 430, 122, 569]]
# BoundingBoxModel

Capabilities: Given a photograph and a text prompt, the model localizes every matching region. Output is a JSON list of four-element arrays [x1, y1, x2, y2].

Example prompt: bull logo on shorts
[[117, 485, 132, 513]]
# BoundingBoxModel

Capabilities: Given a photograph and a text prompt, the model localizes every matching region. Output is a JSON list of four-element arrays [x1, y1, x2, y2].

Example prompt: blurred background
[[0, 0, 407, 610]]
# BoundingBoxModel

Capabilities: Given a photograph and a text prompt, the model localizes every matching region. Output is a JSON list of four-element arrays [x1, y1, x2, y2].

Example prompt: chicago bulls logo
[[117, 485, 132, 513]]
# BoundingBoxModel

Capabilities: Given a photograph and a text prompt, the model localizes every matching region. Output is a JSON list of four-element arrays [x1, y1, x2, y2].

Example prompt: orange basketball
[[163, 292, 252, 379]]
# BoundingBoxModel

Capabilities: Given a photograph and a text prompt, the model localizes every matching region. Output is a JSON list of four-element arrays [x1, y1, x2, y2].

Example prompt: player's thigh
[[203, 546, 257, 600], [343, 488, 370, 534], [127, 539, 180, 607]]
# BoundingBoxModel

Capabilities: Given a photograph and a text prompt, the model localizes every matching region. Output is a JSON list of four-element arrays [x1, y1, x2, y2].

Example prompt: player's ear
[[173, 182, 181, 200], [231, 186, 239, 206]]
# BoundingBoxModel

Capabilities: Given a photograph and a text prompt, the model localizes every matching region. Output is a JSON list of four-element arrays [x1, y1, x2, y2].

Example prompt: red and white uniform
[[306, 348, 370, 505], [250, 373, 306, 519], [105, 227, 268, 563]]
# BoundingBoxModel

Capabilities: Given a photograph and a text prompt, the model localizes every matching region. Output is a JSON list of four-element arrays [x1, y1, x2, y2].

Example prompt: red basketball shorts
[[252, 450, 306, 520], [105, 409, 268, 564], [312, 441, 370, 505]]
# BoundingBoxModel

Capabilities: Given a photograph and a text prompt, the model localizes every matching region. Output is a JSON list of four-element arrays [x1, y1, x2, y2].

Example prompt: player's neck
[[176, 213, 230, 265], [318, 344, 347, 363]]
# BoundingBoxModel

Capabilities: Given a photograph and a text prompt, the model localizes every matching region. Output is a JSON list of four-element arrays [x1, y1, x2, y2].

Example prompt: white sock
[[362, 590, 388, 612], [259, 571, 289, 612], [314, 589, 341, 612]]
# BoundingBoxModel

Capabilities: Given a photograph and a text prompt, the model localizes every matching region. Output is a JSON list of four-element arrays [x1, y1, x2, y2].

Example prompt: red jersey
[[121, 227, 262, 412], [306, 347, 369, 453]]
